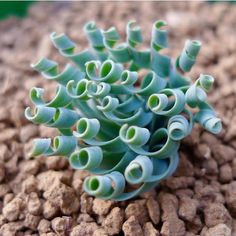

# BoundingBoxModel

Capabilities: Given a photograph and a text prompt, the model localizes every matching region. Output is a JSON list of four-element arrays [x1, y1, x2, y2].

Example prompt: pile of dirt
[[0, 2, 235, 236]]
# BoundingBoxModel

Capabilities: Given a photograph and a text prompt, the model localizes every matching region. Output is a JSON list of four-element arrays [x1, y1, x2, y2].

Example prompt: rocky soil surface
[[0, 2, 236, 236]]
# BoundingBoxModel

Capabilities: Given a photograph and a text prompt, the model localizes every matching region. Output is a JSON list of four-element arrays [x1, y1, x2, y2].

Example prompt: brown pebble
[[175, 152, 194, 177], [0, 215, 7, 227], [92, 199, 113, 216], [77, 213, 94, 223], [27, 192, 42, 215], [195, 143, 211, 160], [232, 159, 236, 178], [93, 228, 109, 236], [146, 197, 160, 225], [222, 182, 236, 217], [21, 175, 38, 193], [204, 203, 232, 228], [37, 170, 72, 191], [20, 160, 39, 175], [125, 200, 149, 225], [2, 197, 23, 221], [212, 144, 235, 165], [24, 213, 41, 230], [43, 201, 59, 220], [19, 124, 38, 142], [0, 184, 10, 198], [178, 197, 198, 222], [40, 233, 57, 236], [0, 162, 5, 183], [102, 207, 124, 235], [0, 128, 17, 143], [186, 215, 203, 234], [0, 221, 24, 236], [206, 223, 231, 236], [3, 193, 14, 205], [45, 156, 68, 170], [219, 164, 233, 183], [176, 189, 194, 199], [143, 222, 159, 236], [70, 222, 99, 236], [161, 217, 186, 236], [80, 193, 93, 214], [164, 177, 195, 190], [37, 219, 51, 234], [158, 192, 178, 221], [202, 158, 218, 175], [51, 216, 72, 235], [0, 144, 9, 162], [122, 216, 143, 236], [43, 181, 79, 215]]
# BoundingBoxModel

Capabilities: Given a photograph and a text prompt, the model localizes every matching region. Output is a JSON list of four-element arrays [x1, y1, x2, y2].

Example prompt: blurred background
[[0, 2, 236, 236]]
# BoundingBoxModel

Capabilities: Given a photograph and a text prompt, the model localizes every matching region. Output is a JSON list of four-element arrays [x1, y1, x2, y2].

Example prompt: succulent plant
[[25, 21, 221, 200], [0, 1, 34, 20]]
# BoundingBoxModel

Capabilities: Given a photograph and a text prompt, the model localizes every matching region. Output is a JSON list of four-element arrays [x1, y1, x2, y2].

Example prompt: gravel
[[0, 2, 236, 235]]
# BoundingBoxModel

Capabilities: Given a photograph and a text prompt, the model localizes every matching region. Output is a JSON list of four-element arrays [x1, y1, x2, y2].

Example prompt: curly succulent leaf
[[25, 20, 222, 201]]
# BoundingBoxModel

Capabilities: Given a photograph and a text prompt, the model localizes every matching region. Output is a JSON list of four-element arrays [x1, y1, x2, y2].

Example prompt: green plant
[[0, 1, 34, 20], [25, 21, 221, 201]]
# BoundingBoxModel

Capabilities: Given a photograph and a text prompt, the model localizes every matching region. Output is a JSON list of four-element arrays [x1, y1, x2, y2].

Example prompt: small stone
[[51, 217, 72, 235], [21, 175, 38, 193], [92, 199, 113, 216], [20, 160, 39, 175], [70, 222, 99, 236], [3, 193, 14, 205], [212, 144, 235, 165], [232, 159, 236, 178], [125, 200, 149, 225], [27, 192, 42, 215], [195, 143, 211, 160], [45, 156, 68, 170], [176, 189, 194, 199], [37, 170, 71, 191], [202, 158, 218, 175], [122, 216, 143, 236], [143, 222, 159, 236], [158, 192, 178, 221], [102, 207, 124, 235], [24, 213, 41, 230], [164, 177, 195, 190], [175, 152, 194, 177], [38, 219, 51, 234], [0, 184, 10, 198], [77, 213, 94, 223], [223, 182, 236, 216], [0, 221, 24, 236], [146, 197, 160, 225], [161, 217, 186, 236], [206, 223, 231, 236], [43, 181, 79, 215], [80, 193, 93, 214], [219, 164, 233, 183], [2, 197, 23, 221], [93, 228, 109, 236], [204, 203, 232, 228], [0, 214, 7, 227], [186, 214, 203, 234], [19, 124, 38, 142], [0, 128, 17, 143], [178, 197, 198, 222], [40, 233, 57, 236], [0, 162, 5, 183], [0, 144, 9, 162], [43, 201, 59, 220]]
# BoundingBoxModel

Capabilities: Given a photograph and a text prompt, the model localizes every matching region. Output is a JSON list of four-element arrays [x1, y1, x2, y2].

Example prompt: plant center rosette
[[25, 20, 222, 201]]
